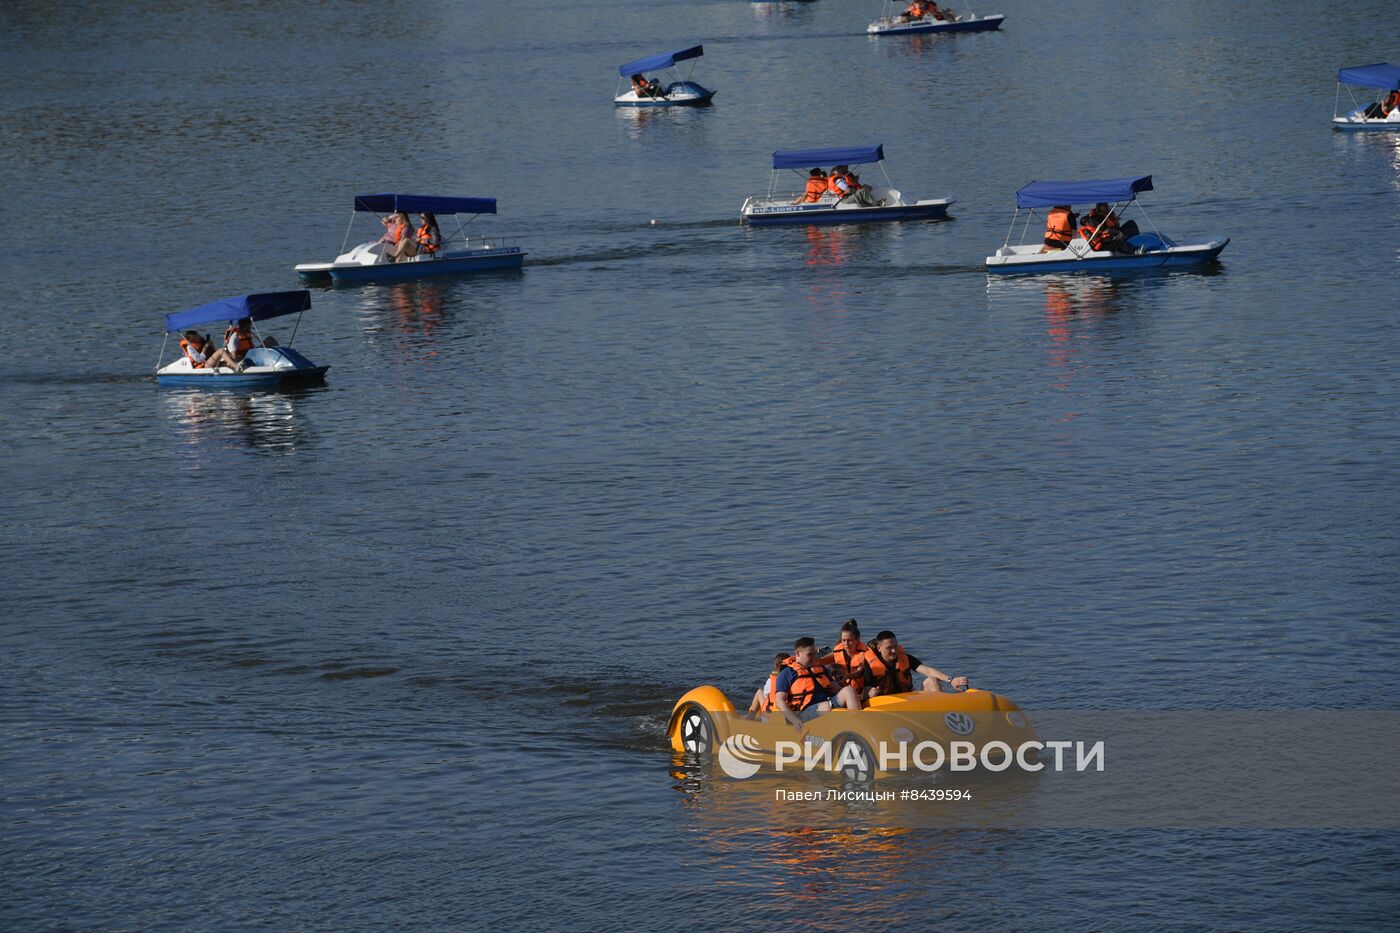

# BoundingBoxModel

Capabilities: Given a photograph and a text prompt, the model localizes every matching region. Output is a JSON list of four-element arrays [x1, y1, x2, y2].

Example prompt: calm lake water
[[3, 0, 1398, 928]]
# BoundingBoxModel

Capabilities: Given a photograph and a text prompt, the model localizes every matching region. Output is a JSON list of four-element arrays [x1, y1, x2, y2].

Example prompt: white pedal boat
[[867, 2, 1003, 35], [740, 144, 954, 226], [1332, 63, 1400, 131], [295, 193, 525, 284], [615, 44, 715, 107], [155, 291, 328, 388], [985, 175, 1228, 275]]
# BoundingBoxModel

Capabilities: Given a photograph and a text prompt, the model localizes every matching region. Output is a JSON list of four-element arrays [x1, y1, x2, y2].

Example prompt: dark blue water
[[3, 0, 1398, 928]]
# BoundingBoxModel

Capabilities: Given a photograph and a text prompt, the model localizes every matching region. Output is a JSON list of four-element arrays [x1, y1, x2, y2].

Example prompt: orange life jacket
[[803, 177, 828, 203], [179, 337, 209, 368], [761, 671, 780, 713], [416, 224, 439, 253], [826, 641, 869, 694], [1079, 222, 1107, 251], [779, 657, 835, 711], [225, 327, 254, 358], [386, 221, 408, 245], [861, 645, 912, 694], [1385, 91, 1400, 115], [1045, 208, 1074, 245]]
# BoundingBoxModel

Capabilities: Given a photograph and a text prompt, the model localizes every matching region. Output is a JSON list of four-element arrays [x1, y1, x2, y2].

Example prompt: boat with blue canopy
[[985, 175, 1228, 274], [615, 45, 715, 107], [866, 1, 1003, 36], [155, 291, 329, 387], [1332, 63, 1400, 130], [739, 144, 953, 226], [295, 194, 526, 284]]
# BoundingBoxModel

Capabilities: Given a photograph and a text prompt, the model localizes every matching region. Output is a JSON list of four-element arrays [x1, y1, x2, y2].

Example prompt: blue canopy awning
[[619, 45, 704, 77], [772, 145, 884, 170], [1015, 176, 1154, 208], [1337, 63, 1400, 90], [353, 193, 497, 214], [165, 291, 311, 333]]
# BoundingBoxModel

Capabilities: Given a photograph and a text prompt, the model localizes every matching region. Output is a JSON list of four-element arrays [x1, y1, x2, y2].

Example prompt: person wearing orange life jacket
[[379, 211, 419, 264], [415, 211, 443, 255], [899, 0, 928, 22], [748, 652, 791, 716], [821, 619, 869, 696], [1081, 202, 1137, 254], [831, 165, 883, 207], [1040, 204, 1077, 252], [860, 630, 968, 700], [794, 168, 830, 204], [202, 317, 260, 371], [179, 330, 214, 369], [1364, 89, 1400, 119], [773, 637, 863, 728]]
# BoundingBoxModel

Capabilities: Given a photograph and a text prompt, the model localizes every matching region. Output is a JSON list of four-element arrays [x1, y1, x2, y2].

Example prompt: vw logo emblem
[[944, 712, 975, 736]]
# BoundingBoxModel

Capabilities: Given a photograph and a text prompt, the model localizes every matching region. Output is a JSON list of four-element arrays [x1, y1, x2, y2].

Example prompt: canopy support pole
[[287, 310, 304, 349], [1019, 209, 1035, 246], [1134, 199, 1163, 238], [1003, 208, 1019, 248], [878, 161, 894, 190], [154, 332, 169, 373], [250, 319, 267, 349], [339, 210, 358, 254]]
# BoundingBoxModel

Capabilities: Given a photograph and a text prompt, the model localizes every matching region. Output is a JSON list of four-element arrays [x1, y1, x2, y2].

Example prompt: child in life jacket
[[748, 652, 791, 716]]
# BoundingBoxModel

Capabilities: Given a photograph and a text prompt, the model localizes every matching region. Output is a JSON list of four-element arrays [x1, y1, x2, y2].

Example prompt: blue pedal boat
[[295, 193, 526, 284], [740, 144, 954, 226], [1332, 63, 1400, 131], [615, 44, 715, 107], [985, 175, 1228, 275], [866, 1, 1003, 35], [155, 291, 329, 387]]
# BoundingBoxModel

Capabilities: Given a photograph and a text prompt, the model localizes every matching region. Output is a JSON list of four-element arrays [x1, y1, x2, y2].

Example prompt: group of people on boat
[[178, 317, 273, 372], [897, 1, 956, 23], [793, 166, 885, 207], [1363, 88, 1400, 119], [1040, 202, 1142, 255], [377, 211, 444, 263], [747, 619, 969, 729], [628, 73, 668, 99]]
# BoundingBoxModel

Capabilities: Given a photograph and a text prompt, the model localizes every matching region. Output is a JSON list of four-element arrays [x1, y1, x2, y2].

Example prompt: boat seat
[[1127, 232, 1174, 252]]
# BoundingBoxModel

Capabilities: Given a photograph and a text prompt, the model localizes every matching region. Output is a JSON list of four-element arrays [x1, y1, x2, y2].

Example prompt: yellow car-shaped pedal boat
[[668, 684, 1036, 783]]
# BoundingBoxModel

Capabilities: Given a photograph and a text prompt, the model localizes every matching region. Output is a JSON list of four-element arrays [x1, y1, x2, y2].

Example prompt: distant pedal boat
[[155, 291, 329, 388], [740, 144, 954, 226], [615, 44, 715, 107], [1332, 63, 1400, 131], [985, 175, 1229, 275], [866, 2, 1003, 35], [294, 193, 526, 284]]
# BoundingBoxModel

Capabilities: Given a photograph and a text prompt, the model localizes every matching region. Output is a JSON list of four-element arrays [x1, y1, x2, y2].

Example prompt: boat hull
[[156, 347, 329, 387], [868, 13, 1003, 35], [985, 239, 1229, 275], [743, 198, 954, 226], [157, 366, 329, 388], [297, 247, 526, 284], [615, 81, 715, 107], [1332, 117, 1400, 131]]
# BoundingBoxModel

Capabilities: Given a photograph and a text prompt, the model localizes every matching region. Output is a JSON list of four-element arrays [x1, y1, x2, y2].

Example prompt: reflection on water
[[802, 226, 854, 315], [386, 280, 448, 344], [750, 1, 819, 25], [161, 387, 321, 455], [1340, 130, 1400, 187]]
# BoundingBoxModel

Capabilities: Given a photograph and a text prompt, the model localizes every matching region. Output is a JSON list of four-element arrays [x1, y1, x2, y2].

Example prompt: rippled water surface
[[3, 0, 1398, 928]]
